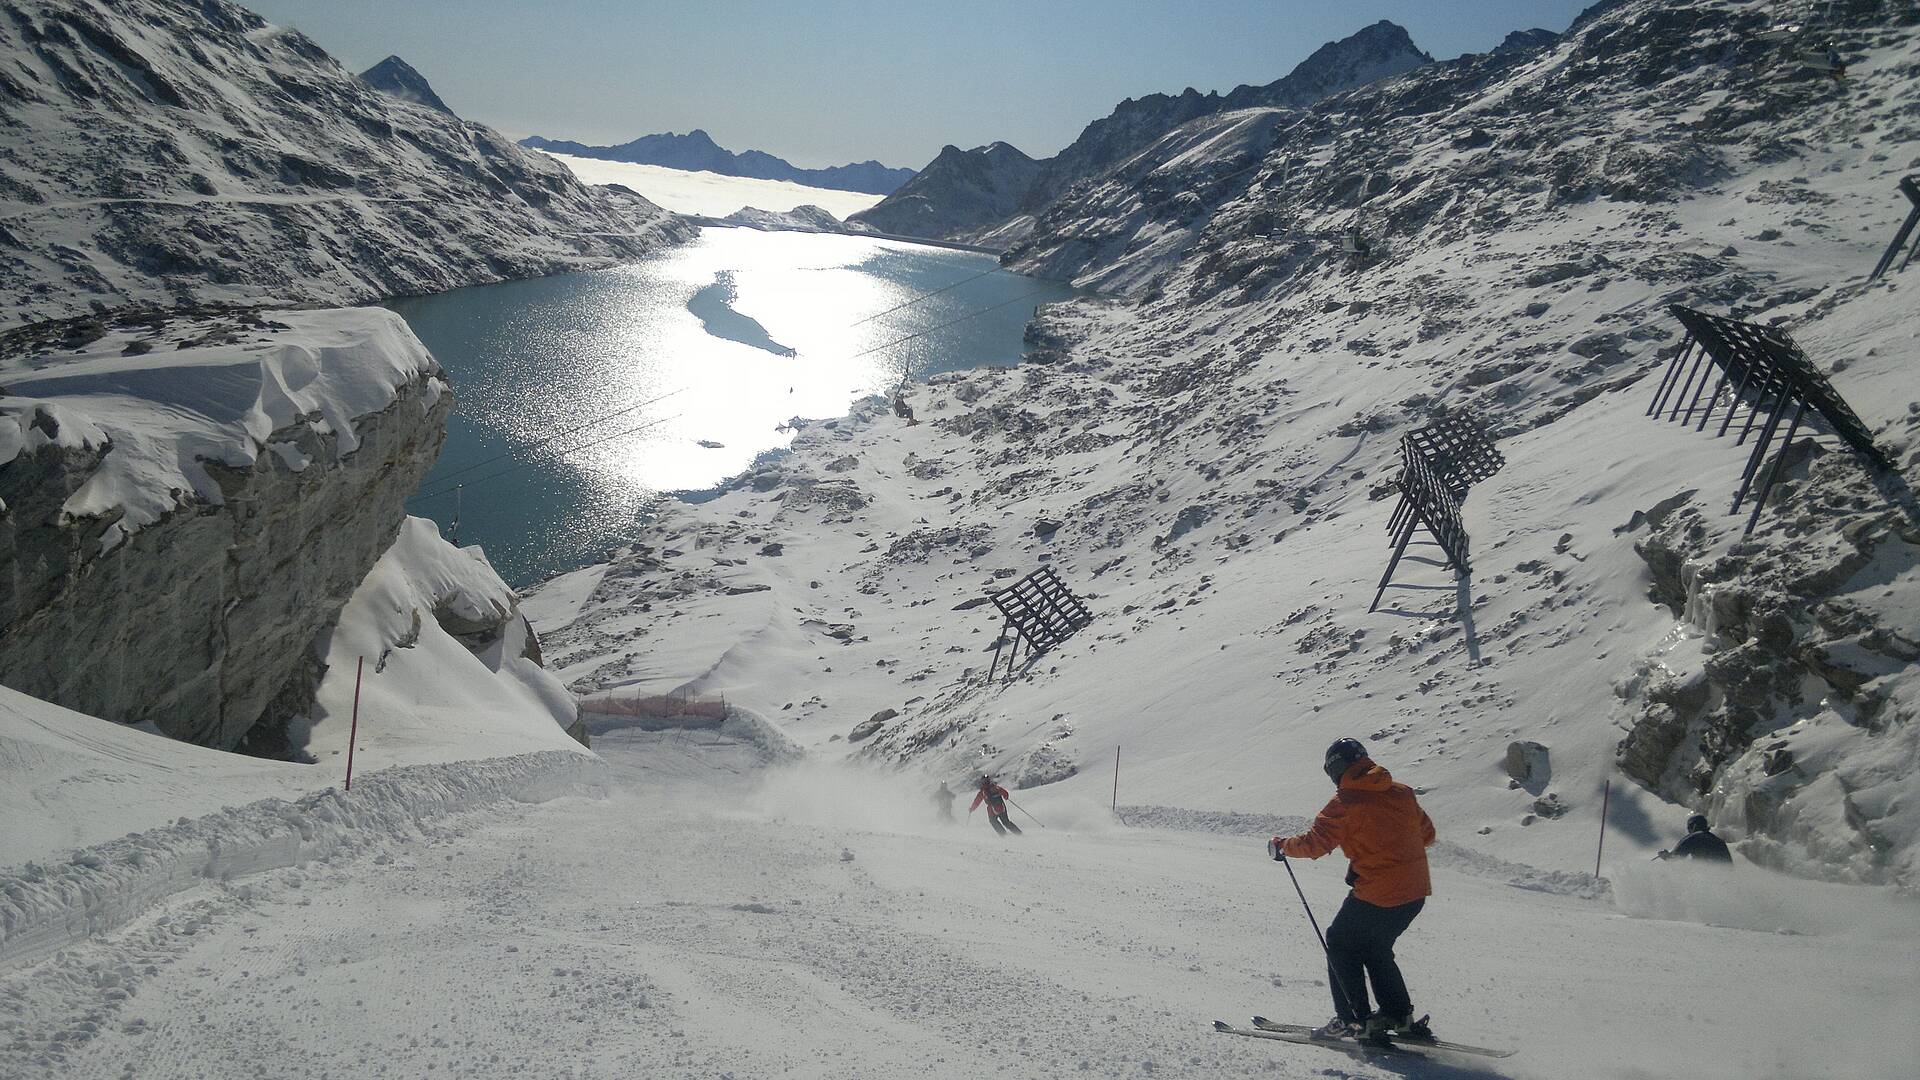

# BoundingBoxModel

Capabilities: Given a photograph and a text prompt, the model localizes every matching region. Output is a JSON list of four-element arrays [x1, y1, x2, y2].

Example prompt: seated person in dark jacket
[[1658, 814, 1733, 863]]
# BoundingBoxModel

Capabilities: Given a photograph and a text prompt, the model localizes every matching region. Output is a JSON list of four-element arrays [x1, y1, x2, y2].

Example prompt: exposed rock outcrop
[[1618, 443, 1920, 884], [0, 307, 450, 751]]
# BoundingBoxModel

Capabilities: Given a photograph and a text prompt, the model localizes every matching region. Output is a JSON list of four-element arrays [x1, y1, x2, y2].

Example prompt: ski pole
[[1278, 854, 1364, 1022], [1005, 794, 1046, 828]]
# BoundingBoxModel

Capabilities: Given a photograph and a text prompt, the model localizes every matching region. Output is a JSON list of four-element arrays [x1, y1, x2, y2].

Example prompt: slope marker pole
[[345, 656, 364, 792], [1112, 745, 1121, 814], [1595, 778, 1612, 879]]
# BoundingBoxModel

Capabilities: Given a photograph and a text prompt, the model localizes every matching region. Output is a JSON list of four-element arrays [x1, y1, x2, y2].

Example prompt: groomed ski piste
[[4, 1, 1920, 1079], [5, 724, 1917, 1079]]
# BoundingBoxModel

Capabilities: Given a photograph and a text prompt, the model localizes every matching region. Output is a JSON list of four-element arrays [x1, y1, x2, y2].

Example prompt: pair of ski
[[1213, 1015, 1514, 1060]]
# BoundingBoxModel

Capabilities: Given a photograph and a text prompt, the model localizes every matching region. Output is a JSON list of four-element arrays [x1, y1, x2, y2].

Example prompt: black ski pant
[[1324, 895, 1423, 1024], [988, 812, 1023, 836]]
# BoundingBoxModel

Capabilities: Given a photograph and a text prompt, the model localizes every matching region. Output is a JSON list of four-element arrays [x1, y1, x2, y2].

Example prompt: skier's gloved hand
[[1267, 837, 1287, 861]]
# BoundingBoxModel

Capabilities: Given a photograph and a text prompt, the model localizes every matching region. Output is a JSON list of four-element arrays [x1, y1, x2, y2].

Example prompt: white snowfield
[[540, 151, 887, 219], [3, 735, 1915, 1079], [0, 308, 438, 552]]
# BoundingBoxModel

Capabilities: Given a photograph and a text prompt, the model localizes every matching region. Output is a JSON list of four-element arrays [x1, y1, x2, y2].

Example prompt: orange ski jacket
[[971, 782, 1011, 818], [1279, 759, 1436, 908]]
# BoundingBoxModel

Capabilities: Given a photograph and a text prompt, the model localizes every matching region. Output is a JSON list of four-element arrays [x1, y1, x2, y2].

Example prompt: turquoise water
[[389, 227, 1076, 587]]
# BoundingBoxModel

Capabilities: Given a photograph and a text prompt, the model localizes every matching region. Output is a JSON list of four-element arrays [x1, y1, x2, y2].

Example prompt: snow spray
[[1006, 793, 1046, 828]]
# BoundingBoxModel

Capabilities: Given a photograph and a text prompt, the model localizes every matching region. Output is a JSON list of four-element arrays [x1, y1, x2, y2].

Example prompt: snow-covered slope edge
[[0, 0, 692, 326], [1, 514, 600, 971], [0, 746, 603, 972], [527, 0, 1920, 887]]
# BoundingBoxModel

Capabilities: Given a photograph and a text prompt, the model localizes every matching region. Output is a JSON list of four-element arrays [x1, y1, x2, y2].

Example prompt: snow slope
[[528, 0, 1920, 888], [5, 737, 1915, 1080], [540, 151, 886, 218]]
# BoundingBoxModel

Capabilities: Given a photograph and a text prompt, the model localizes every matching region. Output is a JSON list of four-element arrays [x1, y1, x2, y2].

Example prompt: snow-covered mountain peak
[[358, 53, 455, 115], [851, 17, 1435, 244], [1256, 18, 1431, 101]]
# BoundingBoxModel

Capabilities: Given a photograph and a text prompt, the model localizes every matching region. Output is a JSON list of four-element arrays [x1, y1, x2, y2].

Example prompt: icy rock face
[[0, 0, 692, 325], [0, 308, 449, 751], [851, 21, 1429, 244], [1620, 451, 1920, 884]]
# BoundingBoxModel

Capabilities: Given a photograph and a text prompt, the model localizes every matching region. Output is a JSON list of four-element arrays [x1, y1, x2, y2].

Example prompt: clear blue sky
[[243, 0, 1597, 170]]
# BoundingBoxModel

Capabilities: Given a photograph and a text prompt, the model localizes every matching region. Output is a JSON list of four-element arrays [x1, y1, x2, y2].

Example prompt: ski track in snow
[[7, 734, 1915, 1080]]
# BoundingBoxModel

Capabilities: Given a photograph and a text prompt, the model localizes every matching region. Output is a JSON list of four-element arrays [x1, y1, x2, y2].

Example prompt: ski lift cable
[[848, 282, 1066, 362], [409, 385, 691, 496], [848, 264, 1012, 327], [410, 412, 685, 504]]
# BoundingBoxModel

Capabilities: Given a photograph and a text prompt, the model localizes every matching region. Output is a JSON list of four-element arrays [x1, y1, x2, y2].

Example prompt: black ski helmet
[[1686, 813, 1710, 834], [1323, 738, 1367, 785]]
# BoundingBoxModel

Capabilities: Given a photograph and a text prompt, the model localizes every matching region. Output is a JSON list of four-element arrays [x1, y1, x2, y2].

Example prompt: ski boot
[[1310, 1016, 1361, 1039]]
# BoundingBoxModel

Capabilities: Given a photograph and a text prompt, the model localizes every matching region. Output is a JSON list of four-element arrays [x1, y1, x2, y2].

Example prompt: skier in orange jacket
[[1269, 738, 1436, 1042], [970, 776, 1023, 836]]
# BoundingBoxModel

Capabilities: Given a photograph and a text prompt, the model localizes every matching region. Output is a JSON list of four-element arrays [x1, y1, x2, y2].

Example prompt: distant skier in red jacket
[[970, 776, 1023, 836]]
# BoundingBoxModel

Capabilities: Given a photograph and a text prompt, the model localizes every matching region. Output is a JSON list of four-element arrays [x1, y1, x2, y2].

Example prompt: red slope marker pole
[[1112, 745, 1121, 814], [1594, 778, 1612, 879], [345, 656, 364, 792]]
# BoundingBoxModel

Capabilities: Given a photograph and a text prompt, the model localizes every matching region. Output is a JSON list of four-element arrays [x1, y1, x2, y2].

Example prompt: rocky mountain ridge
[[518, 129, 915, 195], [849, 19, 1434, 244], [0, 0, 692, 328]]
